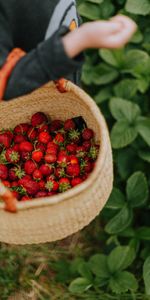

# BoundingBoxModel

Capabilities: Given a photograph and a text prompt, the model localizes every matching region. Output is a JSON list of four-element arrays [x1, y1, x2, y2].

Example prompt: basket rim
[[0, 81, 111, 211]]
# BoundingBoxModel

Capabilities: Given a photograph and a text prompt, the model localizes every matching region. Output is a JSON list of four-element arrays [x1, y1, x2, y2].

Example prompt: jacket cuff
[[37, 26, 84, 80]]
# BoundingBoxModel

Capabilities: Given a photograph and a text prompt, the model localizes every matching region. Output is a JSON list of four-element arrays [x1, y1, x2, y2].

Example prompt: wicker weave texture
[[0, 81, 113, 244]]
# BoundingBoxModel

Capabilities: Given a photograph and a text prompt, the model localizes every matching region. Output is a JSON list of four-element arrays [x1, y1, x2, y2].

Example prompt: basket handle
[[0, 181, 17, 213]]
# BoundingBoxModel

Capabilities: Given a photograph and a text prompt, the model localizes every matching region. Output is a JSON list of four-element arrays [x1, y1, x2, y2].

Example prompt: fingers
[[93, 21, 123, 34]]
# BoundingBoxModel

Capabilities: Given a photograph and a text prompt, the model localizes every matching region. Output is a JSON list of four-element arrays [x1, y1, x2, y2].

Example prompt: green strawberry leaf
[[143, 256, 150, 295], [69, 278, 92, 294], [138, 150, 150, 163], [78, 262, 93, 281], [136, 227, 150, 241], [94, 87, 112, 104], [109, 97, 141, 122], [78, 2, 100, 20], [125, 0, 150, 15], [111, 120, 138, 149], [136, 117, 150, 146], [108, 246, 136, 273], [109, 271, 138, 294], [99, 49, 125, 68], [105, 204, 133, 234], [92, 63, 119, 85], [114, 79, 138, 99], [88, 254, 110, 278], [126, 171, 149, 207], [105, 188, 125, 210]]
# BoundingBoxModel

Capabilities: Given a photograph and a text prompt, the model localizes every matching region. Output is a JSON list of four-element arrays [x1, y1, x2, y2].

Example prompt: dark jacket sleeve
[[3, 27, 84, 100]]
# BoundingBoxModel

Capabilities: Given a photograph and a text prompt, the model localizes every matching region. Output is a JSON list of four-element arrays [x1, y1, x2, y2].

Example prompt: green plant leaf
[[92, 63, 119, 85], [105, 205, 133, 234], [94, 87, 112, 104], [105, 188, 125, 210], [126, 171, 149, 207], [109, 271, 138, 294], [87, 0, 104, 3], [88, 254, 110, 278], [108, 246, 136, 273], [143, 256, 150, 295], [109, 97, 141, 122], [116, 147, 137, 179], [78, 2, 100, 20], [99, 49, 124, 68], [69, 278, 92, 294], [125, 0, 150, 15], [136, 227, 150, 240], [136, 117, 150, 146], [111, 120, 138, 149], [138, 150, 150, 163], [124, 50, 150, 76], [78, 262, 93, 281], [114, 79, 138, 99]]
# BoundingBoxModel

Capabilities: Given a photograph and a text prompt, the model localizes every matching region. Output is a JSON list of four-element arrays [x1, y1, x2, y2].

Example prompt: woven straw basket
[[0, 80, 113, 245]]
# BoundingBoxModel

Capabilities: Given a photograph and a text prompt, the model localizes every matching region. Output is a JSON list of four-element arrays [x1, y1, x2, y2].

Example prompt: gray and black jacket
[[0, 0, 84, 100]]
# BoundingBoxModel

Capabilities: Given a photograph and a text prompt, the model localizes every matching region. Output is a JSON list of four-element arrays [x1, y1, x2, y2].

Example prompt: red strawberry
[[19, 141, 33, 152], [19, 175, 32, 186], [38, 124, 49, 133], [0, 164, 8, 180], [49, 120, 63, 132], [71, 177, 83, 187], [66, 143, 77, 154], [76, 146, 86, 158], [59, 178, 71, 192], [53, 133, 64, 144], [47, 191, 57, 196], [84, 160, 93, 173], [57, 153, 68, 166], [14, 134, 27, 144], [5, 130, 13, 140], [31, 112, 48, 127], [47, 141, 59, 151], [11, 190, 20, 200], [64, 119, 76, 131], [45, 179, 59, 192], [39, 164, 53, 176], [33, 169, 43, 181], [35, 191, 48, 198], [66, 164, 80, 177], [44, 153, 57, 163], [46, 175, 55, 181], [11, 181, 18, 187], [21, 195, 31, 201], [1, 180, 11, 188], [38, 180, 46, 190], [32, 150, 43, 163], [82, 128, 94, 140], [38, 132, 52, 144], [27, 127, 38, 140], [35, 142, 46, 153], [82, 141, 91, 151], [68, 155, 79, 165], [9, 167, 25, 181], [24, 160, 37, 175], [21, 180, 39, 196], [14, 123, 30, 135], [5, 148, 20, 163], [54, 167, 65, 178], [0, 133, 12, 148], [9, 168, 18, 181], [12, 144, 20, 152], [21, 151, 31, 161], [68, 129, 80, 143]]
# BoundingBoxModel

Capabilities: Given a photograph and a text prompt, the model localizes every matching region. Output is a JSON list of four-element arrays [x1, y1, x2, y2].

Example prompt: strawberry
[[38, 180, 46, 190], [66, 164, 80, 177], [21, 151, 31, 161], [82, 128, 94, 140], [68, 129, 80, 143], [18, 175, 32, 186], [47, 191, 57, 196], [71, 177, 83, 187], [45, 179, 59, 192], [12, 144, 20, 152], [33, 169, 43, 181], [59, 178, 71, 192], [47, 141, 59, 151], [35, 142, 46, 153], [1, 180, 11, 188], [24, 160, 37, 175], [46, 175, 55, 181], [0, 133, 12, 148], [35, 191, 48, 198], [66, 143, 77, 154], [64, 119, 76, 131], [57, 153, 68, 166], [21, 180, 39, 196], [88, 145, 99, 160], [82, 141, 91, 151], [44, 153, 57, 163], [14, 123, 30, 135], [32, 150, 43, 163], [5, 148, 20, 163], [11, 190, 20, 200], [39, 164, 53, 176], [11, 181, 18, 187], [68, 155, 79, 165], [21, 195, 31, 201], [53, 133, 64, 145], [19, 141, 33, 152], [80, 158, 93, 173], [38, 132, 52, 144], [14, 134, 27, 144], [49, 120, 63, 132], [54, 167, 65, 178], [27, 127, 38, 140], [31, 112, 48, 127], [76, 146, 86, 158], [38, 124, 49, 133], [0, 164, 8, 180], [4, 130, 14, 141], [9, 167, 25, 181]]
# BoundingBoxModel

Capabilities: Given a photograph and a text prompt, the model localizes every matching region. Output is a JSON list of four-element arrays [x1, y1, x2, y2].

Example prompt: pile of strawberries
[[0, 112, 99, 201]]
